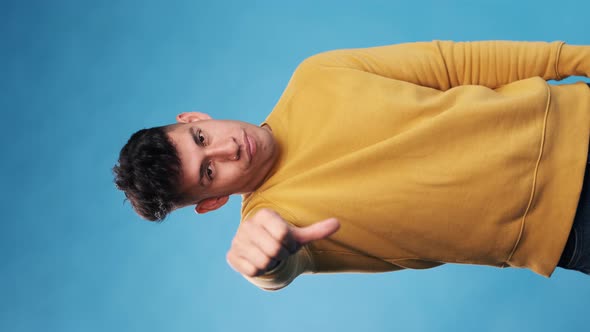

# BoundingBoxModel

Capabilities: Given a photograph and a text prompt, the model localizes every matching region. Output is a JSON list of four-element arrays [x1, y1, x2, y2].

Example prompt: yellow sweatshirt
[[241, 41, 590, 290]]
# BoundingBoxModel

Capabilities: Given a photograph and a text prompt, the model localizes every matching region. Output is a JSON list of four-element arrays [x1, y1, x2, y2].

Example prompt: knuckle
[[240, 225, 257, 238], [240, 223, 258, 239], [241, 220, 254, 230], [256, 208, 270, 219], [259, 255, 271, 268], [248, 222, 262, 232], [251, 223, 264, 235], [226, 251, 236, 264], [230, 237, 241, 249], [258, 208, 278, 220], [275, 226, 289, 240], [245, 266, 258, 277]]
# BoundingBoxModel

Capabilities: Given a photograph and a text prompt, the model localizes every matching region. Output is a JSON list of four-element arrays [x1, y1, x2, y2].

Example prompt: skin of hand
[[226, 208, 340, 277]]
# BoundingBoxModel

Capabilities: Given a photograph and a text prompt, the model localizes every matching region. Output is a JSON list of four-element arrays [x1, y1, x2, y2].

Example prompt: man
[[114, 40, 590, 291]]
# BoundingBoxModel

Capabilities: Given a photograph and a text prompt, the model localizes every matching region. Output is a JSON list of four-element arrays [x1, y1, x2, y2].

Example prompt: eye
[[198, 130, 206, 145], [206, 163, 214, 179]]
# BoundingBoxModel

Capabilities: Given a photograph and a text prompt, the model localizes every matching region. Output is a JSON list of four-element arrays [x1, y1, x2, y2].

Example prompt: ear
[[194, 196, 229, 214], [176, 112, 213, 124]]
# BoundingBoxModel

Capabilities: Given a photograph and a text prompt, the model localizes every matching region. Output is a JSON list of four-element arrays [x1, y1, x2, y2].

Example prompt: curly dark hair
[[113, 126, 184, 221]]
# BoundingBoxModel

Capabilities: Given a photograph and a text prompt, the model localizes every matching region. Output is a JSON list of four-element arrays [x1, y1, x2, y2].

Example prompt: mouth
[[243, 130, 254, 164]]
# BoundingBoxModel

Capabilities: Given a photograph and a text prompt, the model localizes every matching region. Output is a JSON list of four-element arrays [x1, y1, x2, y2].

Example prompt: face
[[166, 112, 279, 212]]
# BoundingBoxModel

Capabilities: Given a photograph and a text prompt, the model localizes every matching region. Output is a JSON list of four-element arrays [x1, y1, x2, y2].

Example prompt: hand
[[226, 208, 340, 277]]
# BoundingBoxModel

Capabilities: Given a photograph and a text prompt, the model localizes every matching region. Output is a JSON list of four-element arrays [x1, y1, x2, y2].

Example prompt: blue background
[[2, 0, 589, 331]]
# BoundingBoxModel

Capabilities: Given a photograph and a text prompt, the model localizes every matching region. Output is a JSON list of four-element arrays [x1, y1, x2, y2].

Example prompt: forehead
[[166, 125, 203, 203]]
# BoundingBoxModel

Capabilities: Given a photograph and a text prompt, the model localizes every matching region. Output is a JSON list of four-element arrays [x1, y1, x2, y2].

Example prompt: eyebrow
[[189, 127, 205, 187]]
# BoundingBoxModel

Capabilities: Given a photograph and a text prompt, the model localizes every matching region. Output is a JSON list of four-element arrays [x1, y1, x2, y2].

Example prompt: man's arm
[[226, 208, 340, 291], [301, 40, 590, 90]]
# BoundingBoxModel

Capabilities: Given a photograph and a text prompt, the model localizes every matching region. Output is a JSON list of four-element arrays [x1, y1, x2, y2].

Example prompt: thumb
[[291, 218, 340, 245]]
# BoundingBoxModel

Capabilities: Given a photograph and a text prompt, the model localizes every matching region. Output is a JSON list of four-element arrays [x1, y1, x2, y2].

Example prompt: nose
[[206, 138, 239, 161]]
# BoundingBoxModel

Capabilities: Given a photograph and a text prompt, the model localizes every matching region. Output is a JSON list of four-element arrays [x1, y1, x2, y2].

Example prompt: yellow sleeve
[[243, 246, 314, 291], [302, 40, 590, 90], [558, 44, 590, 79]]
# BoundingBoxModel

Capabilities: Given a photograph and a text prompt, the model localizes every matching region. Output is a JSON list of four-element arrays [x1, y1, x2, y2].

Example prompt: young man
[[114, 41, 590, 291]]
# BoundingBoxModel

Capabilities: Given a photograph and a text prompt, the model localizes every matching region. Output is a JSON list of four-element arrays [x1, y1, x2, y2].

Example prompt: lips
[[245, 132, 256, 162]]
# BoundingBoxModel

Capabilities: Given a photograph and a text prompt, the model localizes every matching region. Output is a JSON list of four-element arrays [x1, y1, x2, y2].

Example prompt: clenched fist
[[226, 208, 340, 277]]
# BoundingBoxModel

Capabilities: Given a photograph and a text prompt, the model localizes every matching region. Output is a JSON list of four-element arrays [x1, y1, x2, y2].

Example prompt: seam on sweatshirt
[[251, 194, 300, 227], [434, 40, 453, 89], [311, 251, 501, 268], [310, 250, 409, 271], [311, 251, 444, 263], [311, 250, 422, 261], [554, 41, 565, 80], [241, 193, 288, 222], [505, 85, 552, 265]]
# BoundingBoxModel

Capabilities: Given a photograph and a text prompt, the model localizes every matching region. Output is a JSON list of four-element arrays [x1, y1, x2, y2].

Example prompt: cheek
[[215, 164, 246, 185]]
